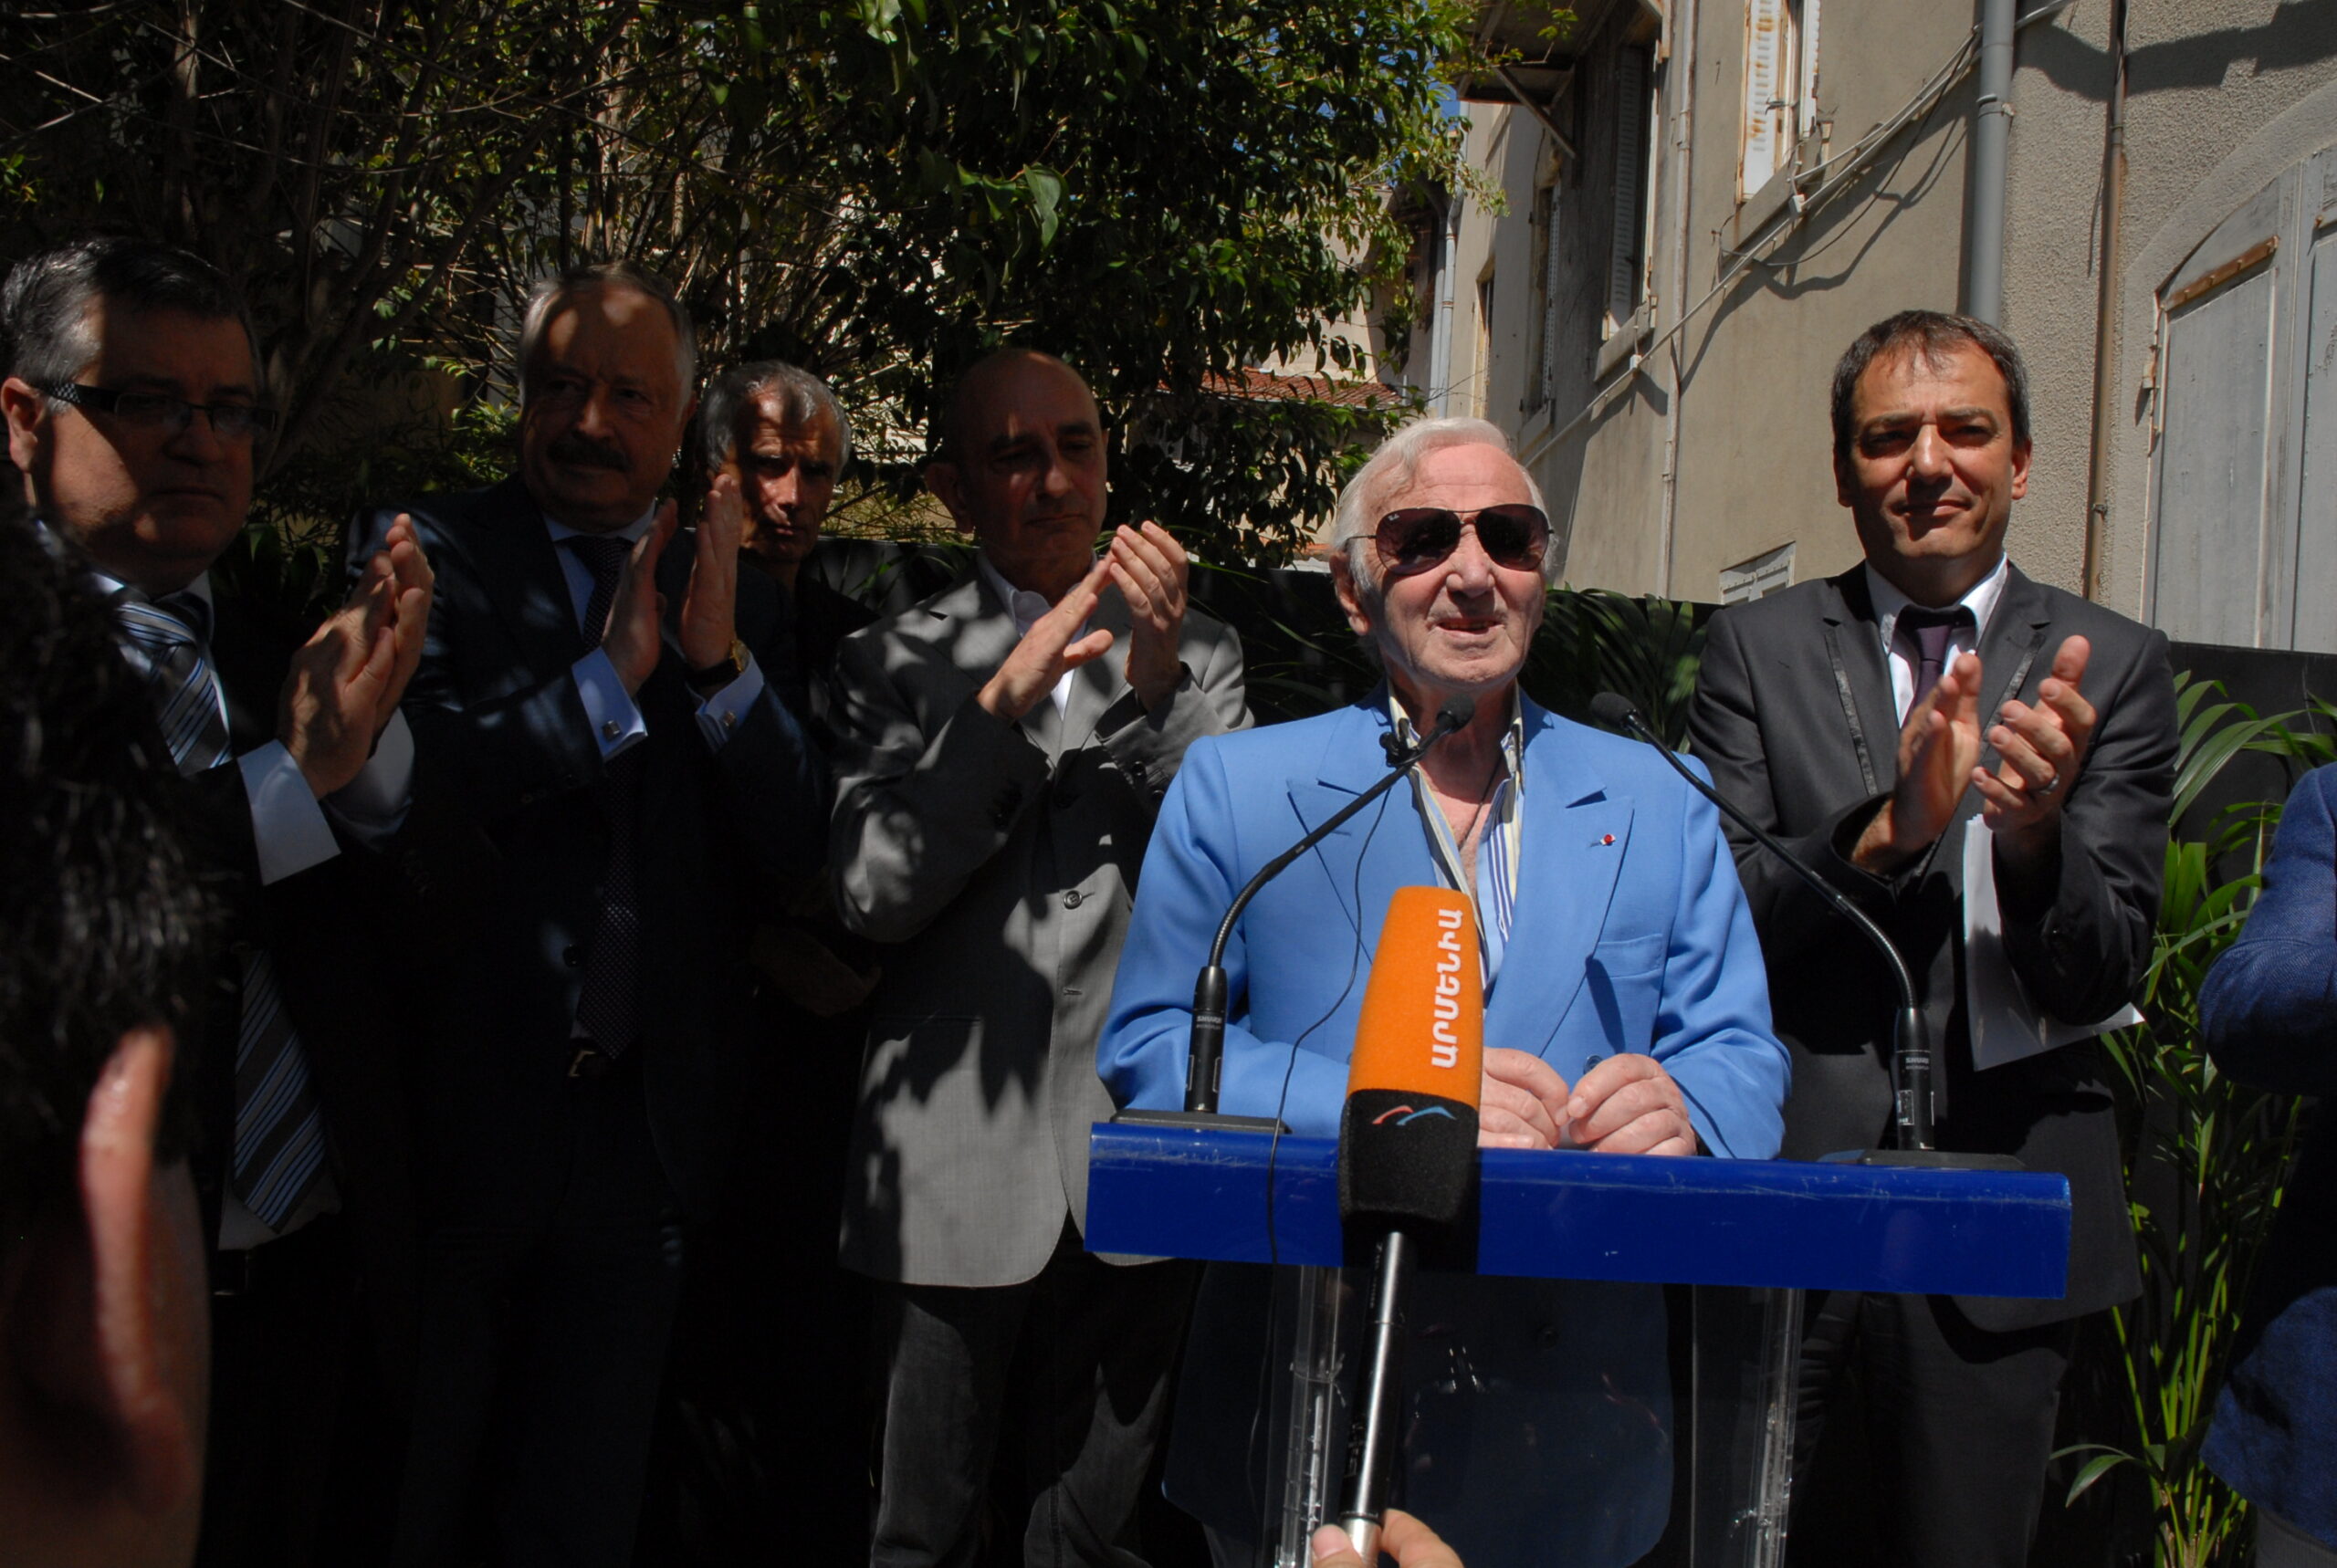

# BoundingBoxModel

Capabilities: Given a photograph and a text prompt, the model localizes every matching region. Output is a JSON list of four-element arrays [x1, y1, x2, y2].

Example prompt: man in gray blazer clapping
[[827, 348, 1249, 1567]]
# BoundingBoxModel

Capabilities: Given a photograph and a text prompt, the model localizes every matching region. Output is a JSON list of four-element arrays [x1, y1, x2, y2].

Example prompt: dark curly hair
[[0, 516, 209, 1245]]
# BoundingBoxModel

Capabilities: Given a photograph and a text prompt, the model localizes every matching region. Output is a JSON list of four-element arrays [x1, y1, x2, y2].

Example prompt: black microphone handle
[[1592, 695, 1934, 1153], [1179, 699, 1470, 1115], [1335, 1228, 1414, 1561]]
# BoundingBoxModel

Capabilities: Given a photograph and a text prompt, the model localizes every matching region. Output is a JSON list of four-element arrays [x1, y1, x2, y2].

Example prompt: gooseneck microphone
[[1589, 693, 1939, 1153], [1174, 696, 1473, 1117], [1334, 887, 1486, 1561]]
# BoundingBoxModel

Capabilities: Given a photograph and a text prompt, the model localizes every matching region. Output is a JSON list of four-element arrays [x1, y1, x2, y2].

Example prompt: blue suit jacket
[[2199, 765, 2337, 1549], [1098, 694, 1787, 1563], [1101, 695, 1788, 1155]]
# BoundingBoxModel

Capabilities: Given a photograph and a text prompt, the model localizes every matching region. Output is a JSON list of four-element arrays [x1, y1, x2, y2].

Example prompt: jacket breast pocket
[[1585, 932, 1667, 1054]]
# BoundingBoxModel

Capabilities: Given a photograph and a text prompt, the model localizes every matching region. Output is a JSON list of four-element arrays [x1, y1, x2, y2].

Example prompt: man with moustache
[[2, 237, 430, 1568], [1687, 311, 2178, 1567], [350, 262, 826, 1568], [826, 347, 1249, 1566]]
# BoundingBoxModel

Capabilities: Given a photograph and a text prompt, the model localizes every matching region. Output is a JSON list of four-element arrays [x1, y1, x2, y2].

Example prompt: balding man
[[826, 348, 1249, 1566], [349, 262, 827, 1568]]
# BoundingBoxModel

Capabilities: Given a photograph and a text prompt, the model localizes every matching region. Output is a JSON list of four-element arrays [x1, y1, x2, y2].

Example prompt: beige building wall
[[1419, 0, 2337, 626], [2008, 0, 2337, 623]]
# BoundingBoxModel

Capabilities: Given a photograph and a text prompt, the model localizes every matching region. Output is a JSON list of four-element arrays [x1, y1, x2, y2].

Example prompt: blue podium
[[1087, 1123, 2071, 1568]]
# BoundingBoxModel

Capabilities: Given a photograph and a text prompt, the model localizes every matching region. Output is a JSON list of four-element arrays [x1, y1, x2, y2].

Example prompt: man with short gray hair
[[700, 358, 874, 705]]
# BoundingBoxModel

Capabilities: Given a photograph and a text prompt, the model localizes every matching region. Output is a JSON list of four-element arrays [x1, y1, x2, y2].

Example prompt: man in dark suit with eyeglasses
[[2, 235, 433, 1567]]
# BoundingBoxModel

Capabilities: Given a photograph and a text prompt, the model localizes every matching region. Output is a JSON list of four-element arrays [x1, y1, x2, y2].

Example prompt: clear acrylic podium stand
[[1087, 1124, 2070, 1567]]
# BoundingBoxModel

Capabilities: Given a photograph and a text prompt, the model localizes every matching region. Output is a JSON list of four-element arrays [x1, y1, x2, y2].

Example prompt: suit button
[[563, 945, 582, 968], [1052, 783, 1080, 808], [1063, 889, 1085, 909]]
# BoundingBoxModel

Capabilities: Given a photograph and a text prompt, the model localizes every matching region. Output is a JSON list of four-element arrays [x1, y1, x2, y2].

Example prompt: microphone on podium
[[1112, 695, 1473, 1131], [1336, 887, 1485, 1562], [1589, 692, 2012, 1167], [1339, 886, 1485, 1234]]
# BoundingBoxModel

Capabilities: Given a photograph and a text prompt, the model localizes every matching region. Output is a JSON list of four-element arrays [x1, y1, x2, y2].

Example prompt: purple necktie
[[1899, 605, 1975, 711]]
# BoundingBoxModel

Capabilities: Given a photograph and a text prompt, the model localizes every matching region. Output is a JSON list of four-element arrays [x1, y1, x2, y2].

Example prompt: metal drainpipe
[[1432, 192, 1463, 414], [1966, 0, 2017, 324], [2081, 0, 2128, 602], [1656, 0, 1698, 600]]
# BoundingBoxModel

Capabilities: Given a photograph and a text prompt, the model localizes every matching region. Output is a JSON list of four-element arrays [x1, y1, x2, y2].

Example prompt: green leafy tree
[[3, 0, 1479, 579]]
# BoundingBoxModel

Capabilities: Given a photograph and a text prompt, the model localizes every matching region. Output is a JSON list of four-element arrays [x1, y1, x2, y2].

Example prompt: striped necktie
[[112, 589, 329, 1231]]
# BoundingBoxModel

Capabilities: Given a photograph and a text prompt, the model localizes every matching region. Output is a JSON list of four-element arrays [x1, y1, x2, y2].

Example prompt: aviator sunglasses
[[1373, 502, 1550, 577]]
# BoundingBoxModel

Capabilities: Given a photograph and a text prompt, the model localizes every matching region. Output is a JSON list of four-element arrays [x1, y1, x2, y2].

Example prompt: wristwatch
[[685, 635, 749, 695]]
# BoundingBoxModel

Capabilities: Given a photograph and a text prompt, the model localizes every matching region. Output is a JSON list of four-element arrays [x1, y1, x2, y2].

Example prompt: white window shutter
[[1742, 0, 1785, 197]]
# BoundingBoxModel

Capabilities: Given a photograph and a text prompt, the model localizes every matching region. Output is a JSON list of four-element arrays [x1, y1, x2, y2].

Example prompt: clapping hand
[[1854, 650, 1983, 873], [1976, 633, 2094, 877], [279, 512, 435, 798], [1107, 520, 1189, 709], [977, 557, 1116, 722]]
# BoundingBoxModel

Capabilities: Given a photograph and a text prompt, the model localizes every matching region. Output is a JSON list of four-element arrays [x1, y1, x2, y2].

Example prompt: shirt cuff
[[573, 648, 649, 760], [693, 653, 766, 750], [325, 709, 414, 841], [239, 741, 341, 885]]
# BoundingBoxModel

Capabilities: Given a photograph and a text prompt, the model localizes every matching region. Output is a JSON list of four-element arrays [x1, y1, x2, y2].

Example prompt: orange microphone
[[1339, 884, 1485, 1236], [1335, 886, 1485, 1560]]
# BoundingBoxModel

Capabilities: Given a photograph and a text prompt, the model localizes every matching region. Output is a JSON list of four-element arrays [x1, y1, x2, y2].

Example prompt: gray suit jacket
[[828, 567, 1249, 1288], [1688, 563, 2176, 1327]]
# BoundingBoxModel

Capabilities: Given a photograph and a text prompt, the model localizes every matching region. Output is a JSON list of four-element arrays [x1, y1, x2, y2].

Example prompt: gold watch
[[686, 634, 749, 694]]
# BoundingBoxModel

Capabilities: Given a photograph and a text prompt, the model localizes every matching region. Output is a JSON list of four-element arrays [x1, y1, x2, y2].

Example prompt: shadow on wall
[[2022, 1, 2337, 100]]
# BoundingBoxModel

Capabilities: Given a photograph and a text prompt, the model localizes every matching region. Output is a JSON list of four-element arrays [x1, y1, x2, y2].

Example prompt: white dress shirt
[[1863, 553, 2012, 724], [977, 550, 1095, 718], [542, 506, 766, 752]]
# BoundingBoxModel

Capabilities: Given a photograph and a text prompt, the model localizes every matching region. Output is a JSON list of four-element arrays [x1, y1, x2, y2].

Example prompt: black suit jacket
[[350, 478, 828, 1220], [180, 588, 421, 1385], [1688, 563, 2177, 1328]]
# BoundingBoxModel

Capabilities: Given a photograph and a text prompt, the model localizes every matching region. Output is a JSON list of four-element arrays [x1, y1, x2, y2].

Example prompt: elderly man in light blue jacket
[[1099, 416, 1789, 1568]]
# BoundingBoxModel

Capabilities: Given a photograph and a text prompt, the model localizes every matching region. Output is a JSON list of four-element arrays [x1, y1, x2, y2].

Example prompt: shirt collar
[[1388, 688, 1527, 788], [976, 550, 1094, 637], [543, 503, 661, 547], [35, 517, 215, 614], [1863, 552, 2010, 651]]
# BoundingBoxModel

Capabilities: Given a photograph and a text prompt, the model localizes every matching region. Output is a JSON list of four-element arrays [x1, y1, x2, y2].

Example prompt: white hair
[[701, 360, 852, 473], [1328, 416, 1565, 589], [517, 261, 696, 402]]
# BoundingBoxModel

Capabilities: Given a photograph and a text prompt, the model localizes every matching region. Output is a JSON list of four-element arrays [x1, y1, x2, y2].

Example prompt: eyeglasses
[[45, 382, 280, 441], [1372, 503, 1549, 577]]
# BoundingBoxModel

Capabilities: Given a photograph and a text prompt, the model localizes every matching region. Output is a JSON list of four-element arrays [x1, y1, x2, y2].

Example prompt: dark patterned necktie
[[113, 591, 328, 1230], [1899, 604, 1976, 712], [563, 535, 645, 1057]]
